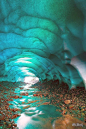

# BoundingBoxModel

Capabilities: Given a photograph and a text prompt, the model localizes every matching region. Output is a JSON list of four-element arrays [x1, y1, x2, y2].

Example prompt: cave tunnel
[[0, 0, 86, 129]]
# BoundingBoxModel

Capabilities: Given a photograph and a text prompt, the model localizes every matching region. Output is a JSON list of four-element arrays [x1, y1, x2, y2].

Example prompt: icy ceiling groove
[[0, 0, 86, 89]]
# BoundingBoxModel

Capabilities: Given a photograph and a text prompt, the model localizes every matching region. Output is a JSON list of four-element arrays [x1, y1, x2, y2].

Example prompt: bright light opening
[[24, 76, 39, 84]]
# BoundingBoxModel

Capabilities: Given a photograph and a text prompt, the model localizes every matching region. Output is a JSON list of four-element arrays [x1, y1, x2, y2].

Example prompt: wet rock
[[8, 123, 12, 128], [69, 104, 74, 109], [11, 95, 20, 99], [43, 93, 48, 97], [0, 114, 5, 120], [64, 100, 71, 104], [9, 108, 20, 112], [22, 105, 30, 109], [33, 94, 39, 96], [20, 92, 29, 96], [42, 102, 50, 105], [84, 118, 86, 123], [11, 114, 20, 119], [26, 100, 38, 104], [62, 110, 66, 115], [60, 94, 63, 98], [22, 101, 25, 104], [13, 123, 17, 127]]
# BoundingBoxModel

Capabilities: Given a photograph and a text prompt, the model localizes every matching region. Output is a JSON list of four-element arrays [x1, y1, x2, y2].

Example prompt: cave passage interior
[[0, 0, 86, 129]]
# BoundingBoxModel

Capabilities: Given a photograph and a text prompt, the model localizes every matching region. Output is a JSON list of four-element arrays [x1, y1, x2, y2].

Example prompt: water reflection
[[9, 84, 62, 129], [17, 113, 31, 129], [14, 105, 61, 129]]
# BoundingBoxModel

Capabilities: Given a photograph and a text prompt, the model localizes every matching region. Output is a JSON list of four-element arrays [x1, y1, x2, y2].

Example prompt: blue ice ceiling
[[0, 0, 86, 89]]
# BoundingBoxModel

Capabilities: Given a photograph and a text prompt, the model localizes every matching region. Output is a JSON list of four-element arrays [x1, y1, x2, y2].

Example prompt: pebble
[[22, 102, 25, 104], [0, 114, 5, 120], [42, 102, 50, 105], [62, 110, 66, 115], [13, 123, 17, 127], [84, 118, 86, 123], [11, 114, 20, 119], [20, 92, 29, 96], [64, 100, 71, 104], [68, 104, 74, 109], [3, 122, 6, 125], [81, 113, 85, 116], [8, 123, 11, 128], [23, 105, 30, 109], [26, 100, 38, 104], [33, 94, 38, 96], [43, 93, 48, 97]]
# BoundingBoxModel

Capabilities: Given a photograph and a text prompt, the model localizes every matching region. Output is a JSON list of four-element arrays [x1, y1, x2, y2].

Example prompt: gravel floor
[[0, 80, 86, 129]]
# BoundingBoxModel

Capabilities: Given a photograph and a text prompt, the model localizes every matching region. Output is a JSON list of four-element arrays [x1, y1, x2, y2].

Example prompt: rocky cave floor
[[0, 80, 86, 129]]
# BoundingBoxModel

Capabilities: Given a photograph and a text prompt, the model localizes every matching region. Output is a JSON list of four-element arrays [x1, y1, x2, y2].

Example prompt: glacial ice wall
[[0, 0, 86, 89]]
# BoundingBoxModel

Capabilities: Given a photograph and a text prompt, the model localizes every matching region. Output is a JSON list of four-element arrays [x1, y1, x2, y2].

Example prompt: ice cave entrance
[[24, 76, 39, 84]]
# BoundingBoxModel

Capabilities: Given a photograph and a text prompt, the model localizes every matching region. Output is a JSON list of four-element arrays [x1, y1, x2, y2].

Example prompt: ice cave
[[0, 0, 86, 129]]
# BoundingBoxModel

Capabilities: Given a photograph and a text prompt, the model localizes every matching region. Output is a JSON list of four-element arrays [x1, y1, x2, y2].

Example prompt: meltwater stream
[[0, 80, 86, 129], [3, 82, 62, 129], [12, 86, 61, 129]]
